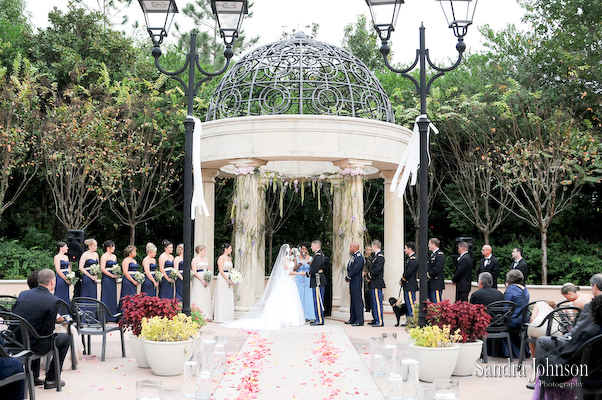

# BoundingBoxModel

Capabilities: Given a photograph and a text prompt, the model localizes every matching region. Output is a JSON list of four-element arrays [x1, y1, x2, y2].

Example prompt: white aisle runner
[[213, 324, 384, 400]]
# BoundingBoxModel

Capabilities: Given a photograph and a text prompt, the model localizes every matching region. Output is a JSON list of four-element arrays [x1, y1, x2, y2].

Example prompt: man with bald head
[[477, 244, 500, 289], [345, 242, 365, 326]]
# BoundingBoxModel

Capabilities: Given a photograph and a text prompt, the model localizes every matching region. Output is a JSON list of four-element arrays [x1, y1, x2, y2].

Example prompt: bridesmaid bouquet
[[134, 271, 146, 285], [203, 271, 213, 283], [89, 263, 102, 279], [229, 269, 242, 286], [112, 264, 123, 278], [65, 271, 79, 286], [168, 269, 179, 283], [154, 270, 163, 283]]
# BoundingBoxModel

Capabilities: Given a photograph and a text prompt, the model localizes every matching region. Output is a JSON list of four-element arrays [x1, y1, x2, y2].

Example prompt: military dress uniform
[[346, 250, 365, 325], [368, 250, 386, 326], [363, 252, 374, 313], [427, 248, 445, 303], [307, 249, 328, 325], [401, 252, 418, 316]]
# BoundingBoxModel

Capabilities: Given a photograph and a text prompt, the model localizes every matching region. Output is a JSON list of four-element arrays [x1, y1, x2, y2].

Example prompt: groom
[[307, 240, 328, 326]]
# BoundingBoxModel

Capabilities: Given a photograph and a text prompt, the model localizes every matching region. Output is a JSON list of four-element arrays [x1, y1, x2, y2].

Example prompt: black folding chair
[[0, 310, 62, 397], [0, 295, 18, 312], [71, 297, 125, 362], [56, 299, 78, 370], [0, 346, 33, 400], [482, 300, 516, 363]]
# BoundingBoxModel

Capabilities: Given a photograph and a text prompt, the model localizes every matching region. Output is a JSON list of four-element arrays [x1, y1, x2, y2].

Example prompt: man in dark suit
[[400, 242, 418, 317], [452, 241, 473, 302], [363, 245, 373, 313], [427, 238, 445, 303], [367, 240, 386, 327], [510, 247, 528, 283], [345, 242, 365, 326], [307, 240, 328, 326], [477, 244, 500, 289], [0, 353, 26, 400], [12, 269, 69, 389], [469, 272, 503, 306]]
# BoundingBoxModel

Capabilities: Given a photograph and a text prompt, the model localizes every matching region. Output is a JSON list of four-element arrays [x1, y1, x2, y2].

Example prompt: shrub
[[119, 293, 180, 336], [425, 300, 491, 343], [0, 238, 54, 279]]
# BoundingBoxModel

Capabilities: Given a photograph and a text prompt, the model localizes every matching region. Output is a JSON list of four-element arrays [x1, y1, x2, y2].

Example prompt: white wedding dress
[[222, 244, 305, 330]]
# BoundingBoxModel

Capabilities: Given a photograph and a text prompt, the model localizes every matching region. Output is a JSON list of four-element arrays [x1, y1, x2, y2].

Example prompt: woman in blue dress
[[100, 240, 119, 320], [502, 269, 530, 358], [53, 241, 71, 303], [173, 244, 185, 302], [78, 238, 99, 299], [142, 242, 159, 296], [158, 240, 175, 299], [120, 245, 139, 303], [294, 242, 315, 321]]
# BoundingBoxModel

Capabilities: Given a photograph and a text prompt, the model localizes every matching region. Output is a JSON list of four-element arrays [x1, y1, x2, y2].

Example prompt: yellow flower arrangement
[[140, 314, 199, 342], [408, 324, 462, 348]]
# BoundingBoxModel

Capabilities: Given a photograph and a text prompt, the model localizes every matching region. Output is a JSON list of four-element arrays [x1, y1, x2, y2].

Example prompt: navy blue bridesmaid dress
[[158, 260, 174, 299], [142, 263, 158, 297], [80, 258, 99, 299], [101, 260, 118, 321], [175, 261, 184, 302], [55, 260, 71, 303], [120, 262, 139, 300]]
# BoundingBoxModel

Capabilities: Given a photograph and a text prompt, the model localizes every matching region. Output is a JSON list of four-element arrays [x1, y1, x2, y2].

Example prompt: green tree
[[342, 14, 385, 71], [0, 0, 33, 70]]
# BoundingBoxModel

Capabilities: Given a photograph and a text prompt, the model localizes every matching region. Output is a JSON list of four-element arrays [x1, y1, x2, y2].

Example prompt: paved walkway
[[33, 315, 534, 400]]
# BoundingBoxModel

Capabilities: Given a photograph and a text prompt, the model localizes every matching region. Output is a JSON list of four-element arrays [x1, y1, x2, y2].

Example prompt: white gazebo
[[195, 32, 412, 316]]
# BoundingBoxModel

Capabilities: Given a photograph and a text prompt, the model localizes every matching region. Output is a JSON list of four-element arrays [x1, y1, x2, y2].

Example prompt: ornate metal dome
[[206, 32, 394, 123]]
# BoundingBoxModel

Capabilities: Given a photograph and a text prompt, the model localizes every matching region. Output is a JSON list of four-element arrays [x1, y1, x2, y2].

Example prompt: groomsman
[[307, 240, 328, 326], [427, 238, 445, 303], [367, 240, 386, 327], [510, 247, 528, 283], [477, 245, 500, 289], [345, 242, 365, 326], [400, 242, 418, 317], [452, 241, 473, 302], [363, 244, 373, 313]]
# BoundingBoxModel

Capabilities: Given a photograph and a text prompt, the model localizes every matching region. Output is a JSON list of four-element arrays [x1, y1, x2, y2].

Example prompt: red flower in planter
[[425, 300, 491, 343], [119, 293, 180, 336]]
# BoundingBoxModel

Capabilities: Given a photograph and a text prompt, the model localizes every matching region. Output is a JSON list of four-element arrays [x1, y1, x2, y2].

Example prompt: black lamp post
[[138, 0, 248, 316], [365, 0, 478, 327]]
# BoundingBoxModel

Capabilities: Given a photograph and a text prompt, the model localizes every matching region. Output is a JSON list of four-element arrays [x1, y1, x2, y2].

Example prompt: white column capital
[[380, 169, 398, 184], [201, 168, 219, 183], [333, 159, 372, 170], [229, 158, 266, 169]]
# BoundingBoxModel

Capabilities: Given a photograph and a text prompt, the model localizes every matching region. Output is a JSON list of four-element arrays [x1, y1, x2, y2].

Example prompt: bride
[[222, 244, 306, 330]]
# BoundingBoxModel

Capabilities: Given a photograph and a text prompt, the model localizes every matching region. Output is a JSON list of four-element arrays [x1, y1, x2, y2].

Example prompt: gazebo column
[[332, 161, 367, 316], [381, 170, 405, 302], [194, 168, 218, 265], [232, 159, 266, 313]]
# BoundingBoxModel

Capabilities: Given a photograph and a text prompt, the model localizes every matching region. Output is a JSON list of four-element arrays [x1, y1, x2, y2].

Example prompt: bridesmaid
[[191, 245, 213, 321], [120, 245, 139, 303], [158, 240, 175, 299], [173, 244, 185, 302], [53, 241, 71, 303], [100, 240, 119, 321], [142, 243, 159, 297], [79, 239, 99, 299], [213, 243, 234, 323], [294, 242, 315, 321]]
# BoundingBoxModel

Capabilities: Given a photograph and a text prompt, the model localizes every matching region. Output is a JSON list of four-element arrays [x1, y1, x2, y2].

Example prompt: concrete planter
[[453, 340, 483, 376], [410, 343, 460, 383], [143, 339, 193, 376], [128, 334, 150, 368]]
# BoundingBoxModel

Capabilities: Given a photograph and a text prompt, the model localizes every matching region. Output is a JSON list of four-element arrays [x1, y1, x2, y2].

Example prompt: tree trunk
[[414, 227, 420, 259], [268, 231, 274, 269], [483, 230, 490, 246], [541, 228, 548, 285], [129, 223, 136, 246]]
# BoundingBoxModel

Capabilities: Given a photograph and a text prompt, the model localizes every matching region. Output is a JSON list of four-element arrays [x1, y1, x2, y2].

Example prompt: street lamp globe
[[211, 0, 249, 46], [138, 0, 178, 46], [436, 0, 479, 38], [364, 0, 404, 42]]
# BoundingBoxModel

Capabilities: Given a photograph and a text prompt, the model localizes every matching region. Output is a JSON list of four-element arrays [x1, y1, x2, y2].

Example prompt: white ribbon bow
[[389, 114, 439, 199], [191, 116, 210, 219]]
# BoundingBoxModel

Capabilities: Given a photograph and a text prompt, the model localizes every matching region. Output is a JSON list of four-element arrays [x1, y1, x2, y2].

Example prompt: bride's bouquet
[[203, 271, 213, 283], [89, 263, 102, 279], [288, 247, 301, 261], [65, 271, 79, 286], [154, 269, 163, 283], [133, 271, 146, 285], [229, 269, 242, 287]]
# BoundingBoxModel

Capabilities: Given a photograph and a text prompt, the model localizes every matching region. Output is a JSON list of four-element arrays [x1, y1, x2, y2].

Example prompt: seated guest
[[12, 269, 69, 389], [526, 300, 557, 356], [560, 282, 593, 309], [470, 272, 503, 306], [532, 294, 602, 399], [0, 351, 26, 400], [503, 269, 530, 358]]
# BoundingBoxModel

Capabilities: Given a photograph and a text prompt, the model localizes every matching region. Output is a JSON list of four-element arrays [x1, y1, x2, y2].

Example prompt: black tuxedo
[[12, 286, 69, 381], [346, 251, 364, 324], [469, 287, 503, 306], [477, 255, 500, 288], [511, 258, 528, 282], [452, 252, 473, 302]]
